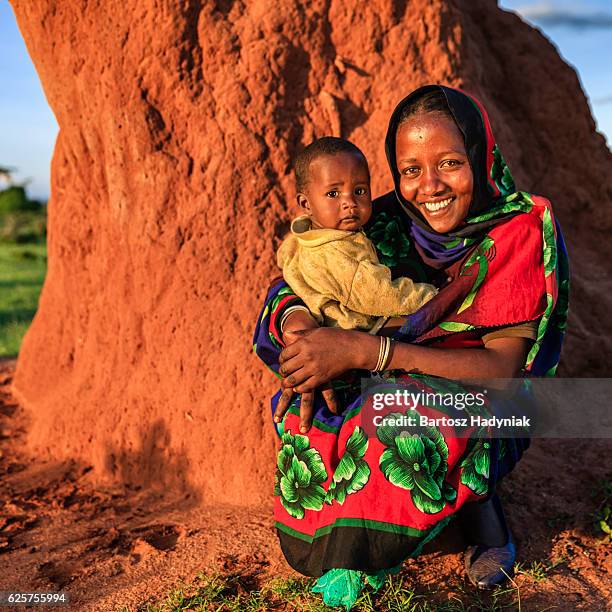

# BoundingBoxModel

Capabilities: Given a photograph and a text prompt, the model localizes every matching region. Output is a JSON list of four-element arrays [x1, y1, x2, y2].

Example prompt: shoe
[[463, 494, 516, 589], [464, 536, 516, 589]]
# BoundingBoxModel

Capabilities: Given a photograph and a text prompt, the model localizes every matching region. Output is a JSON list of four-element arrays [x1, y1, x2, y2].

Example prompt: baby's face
[[301, 152, 372, 231]]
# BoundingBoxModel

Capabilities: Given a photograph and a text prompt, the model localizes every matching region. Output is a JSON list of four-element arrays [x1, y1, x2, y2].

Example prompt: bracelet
[[378, 337, 392, 372], [368, 316, 388, 335], [372, 336, 393, 372], [279, 305, 311, 333]]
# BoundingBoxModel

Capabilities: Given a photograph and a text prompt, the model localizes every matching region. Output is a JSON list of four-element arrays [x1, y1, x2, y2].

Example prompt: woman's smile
[[421, 195, 455, 213]]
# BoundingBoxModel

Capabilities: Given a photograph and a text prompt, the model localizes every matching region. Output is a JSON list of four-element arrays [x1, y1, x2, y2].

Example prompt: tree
[[0, 166, 16, 187], [0, 186, 40, 214]]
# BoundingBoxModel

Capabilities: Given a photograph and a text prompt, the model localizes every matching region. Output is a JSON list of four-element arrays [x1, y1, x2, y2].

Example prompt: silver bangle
[[279, 305, 311, 333], [372, 336, 393, 372], [380, 337, 393, 371]]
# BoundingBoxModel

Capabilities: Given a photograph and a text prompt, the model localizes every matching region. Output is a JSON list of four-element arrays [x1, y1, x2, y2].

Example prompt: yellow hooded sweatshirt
[[277, 215, 437, 331]]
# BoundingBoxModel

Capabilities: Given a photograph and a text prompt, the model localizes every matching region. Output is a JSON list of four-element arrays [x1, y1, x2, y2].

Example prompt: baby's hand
[[281, 310, 318, 345]]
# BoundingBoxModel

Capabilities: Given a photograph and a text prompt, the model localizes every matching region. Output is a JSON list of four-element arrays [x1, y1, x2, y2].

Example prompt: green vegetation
[[0, 168, 47, 244], [0, 167, 47, 357], [0, 207, 46, 244], [591, 479, 612, 541], [514, 557, 566, 583], [0, 242, 47, 357], [120, 571, 523, 612], [0, 185, 39, 214]]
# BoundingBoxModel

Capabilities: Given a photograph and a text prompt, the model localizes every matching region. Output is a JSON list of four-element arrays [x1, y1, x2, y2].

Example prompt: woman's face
[[395, 112, 474, 233]]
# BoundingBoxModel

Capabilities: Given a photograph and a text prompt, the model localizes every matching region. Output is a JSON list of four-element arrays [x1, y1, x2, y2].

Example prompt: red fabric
[[418, 209, 548, 343]]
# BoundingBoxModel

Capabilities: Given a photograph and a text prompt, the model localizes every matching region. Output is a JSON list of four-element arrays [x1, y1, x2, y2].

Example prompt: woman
[[253, 85, 569, 609]]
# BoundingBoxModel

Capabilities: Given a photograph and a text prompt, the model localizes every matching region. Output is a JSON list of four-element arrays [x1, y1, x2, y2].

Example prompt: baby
[[277, 136, 437, 336]]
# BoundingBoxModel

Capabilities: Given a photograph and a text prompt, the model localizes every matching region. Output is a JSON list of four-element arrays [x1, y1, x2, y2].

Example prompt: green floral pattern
[[367, 211, 411, 267], [275, 431, 328, 519], [467, 191, 533, 224], [490, 144, 515, 195], [457, 236, 495, 314], [526, 203, 563, 372], [377, 412, 456, 513], [459, 434, 491, 496], [326, 426, 371, 505], [542, 206, 557, 278], [439, 321, 477, 333]]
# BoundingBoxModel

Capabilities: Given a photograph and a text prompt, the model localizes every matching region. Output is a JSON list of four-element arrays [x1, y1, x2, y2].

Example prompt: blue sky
[[0, 3, 58, 200], [1, 1, 611, 201], [500, 0, 612, 139]]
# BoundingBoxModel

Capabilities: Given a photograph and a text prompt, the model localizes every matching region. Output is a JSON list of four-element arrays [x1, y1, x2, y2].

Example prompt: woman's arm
[[382, 335, 531, 379], [277, 328, 531, 394], [252, 279, 303, 371]]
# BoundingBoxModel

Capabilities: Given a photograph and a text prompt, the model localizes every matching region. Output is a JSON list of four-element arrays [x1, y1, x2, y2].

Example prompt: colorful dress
[[253, 86, 569, 609]]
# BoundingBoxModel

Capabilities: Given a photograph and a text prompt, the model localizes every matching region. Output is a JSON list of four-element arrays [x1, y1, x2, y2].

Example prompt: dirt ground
[[0, 358, 610, 611]]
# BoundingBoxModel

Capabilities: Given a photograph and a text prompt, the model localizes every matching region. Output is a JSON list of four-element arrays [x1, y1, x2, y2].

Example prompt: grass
[[121, 573, 330, 612], [120, 570, 524, 612], [514, 557, 566, 584], [590, 479, 612, 541], [0, 242, 46, 357]]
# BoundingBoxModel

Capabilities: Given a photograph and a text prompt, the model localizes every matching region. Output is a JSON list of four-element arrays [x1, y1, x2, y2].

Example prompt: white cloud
[[510, 2, 612, 28]]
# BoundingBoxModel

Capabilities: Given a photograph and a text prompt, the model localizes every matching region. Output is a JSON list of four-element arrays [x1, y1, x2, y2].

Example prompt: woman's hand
[[278, 311, 321, 433], [279, 328, 364, 390], [275, 327, 380, 432], [276, 311, 345, 433]]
